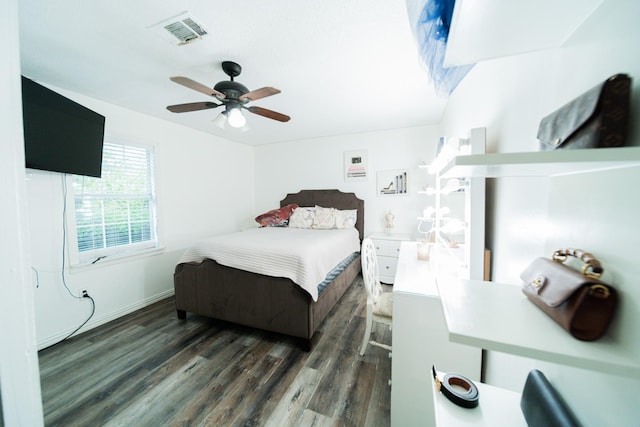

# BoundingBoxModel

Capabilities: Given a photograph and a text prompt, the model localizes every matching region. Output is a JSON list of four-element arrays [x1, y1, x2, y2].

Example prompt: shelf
[[437, 278, 640, 378], [440, 147, 640, 178], [443, 0, 605, 67], [433, 373, 526, 426]]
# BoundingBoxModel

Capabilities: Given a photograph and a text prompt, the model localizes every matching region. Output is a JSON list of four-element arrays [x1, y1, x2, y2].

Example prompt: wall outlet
[[81, 290, 88, 297]]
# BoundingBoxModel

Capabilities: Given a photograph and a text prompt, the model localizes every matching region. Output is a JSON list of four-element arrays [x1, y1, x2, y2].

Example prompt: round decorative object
[[432, 365, 479, 409]]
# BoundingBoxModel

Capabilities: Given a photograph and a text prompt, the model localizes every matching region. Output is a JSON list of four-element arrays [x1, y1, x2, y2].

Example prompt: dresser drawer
[[377, 255, 398, 283], [373, 238, 402, 258]]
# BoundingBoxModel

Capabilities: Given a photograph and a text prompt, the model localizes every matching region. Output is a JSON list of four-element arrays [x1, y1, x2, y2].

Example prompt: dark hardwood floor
[[38, 276, 392, 426]]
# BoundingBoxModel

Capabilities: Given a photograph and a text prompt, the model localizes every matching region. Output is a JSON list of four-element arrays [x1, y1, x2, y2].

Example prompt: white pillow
[[288, 206, 315, 228], [312, 205, 336, 230], [335, 209, 357, 229]]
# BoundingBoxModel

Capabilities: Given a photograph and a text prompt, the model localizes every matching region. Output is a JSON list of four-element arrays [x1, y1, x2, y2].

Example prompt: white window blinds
[[72, 141, 157, 260]]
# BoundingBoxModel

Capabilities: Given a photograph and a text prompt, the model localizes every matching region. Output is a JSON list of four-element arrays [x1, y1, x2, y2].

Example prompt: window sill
[[68, 246, 165, 273]]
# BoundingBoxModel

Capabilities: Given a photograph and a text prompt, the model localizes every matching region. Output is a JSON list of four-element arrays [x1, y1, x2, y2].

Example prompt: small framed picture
[[344, 150, 368, 181], [376, 169, 409, 196]]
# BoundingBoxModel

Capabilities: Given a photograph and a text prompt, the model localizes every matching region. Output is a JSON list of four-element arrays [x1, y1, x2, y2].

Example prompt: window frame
[[65, 135, 160, 266]]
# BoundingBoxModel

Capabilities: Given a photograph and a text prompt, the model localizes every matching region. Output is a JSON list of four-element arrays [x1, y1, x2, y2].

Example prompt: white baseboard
[[37, 289, 175, 350]]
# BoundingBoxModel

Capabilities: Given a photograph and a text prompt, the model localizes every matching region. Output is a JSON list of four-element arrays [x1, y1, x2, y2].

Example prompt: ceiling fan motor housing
[[214, 80, 249, 101]]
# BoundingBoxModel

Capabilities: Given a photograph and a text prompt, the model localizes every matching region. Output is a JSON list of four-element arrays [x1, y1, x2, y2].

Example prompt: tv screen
[[21, 76, 106, 178]]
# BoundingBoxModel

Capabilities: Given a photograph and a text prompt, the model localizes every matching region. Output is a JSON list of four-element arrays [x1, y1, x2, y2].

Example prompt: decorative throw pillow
[[288, 206, 315, 228], [334, 209, 357, 229], [254, 203, 298, 227], [312, 205, 336, 230]]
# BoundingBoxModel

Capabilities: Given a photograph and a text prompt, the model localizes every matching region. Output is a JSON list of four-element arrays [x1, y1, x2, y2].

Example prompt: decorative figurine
[[385, 210, 395, 234]]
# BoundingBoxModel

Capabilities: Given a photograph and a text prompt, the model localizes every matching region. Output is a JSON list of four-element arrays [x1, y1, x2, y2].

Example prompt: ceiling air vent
[[149, 11, 208, 45]]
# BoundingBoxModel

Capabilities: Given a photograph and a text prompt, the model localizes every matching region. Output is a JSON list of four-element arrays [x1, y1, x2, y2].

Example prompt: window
[[70, 139, 158, 264]]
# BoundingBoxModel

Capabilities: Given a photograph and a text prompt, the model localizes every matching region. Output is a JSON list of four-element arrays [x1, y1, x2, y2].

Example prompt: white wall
[[25, 85, 255, 348], [254, 126, 441, 238], [439, 1, 640, 425]]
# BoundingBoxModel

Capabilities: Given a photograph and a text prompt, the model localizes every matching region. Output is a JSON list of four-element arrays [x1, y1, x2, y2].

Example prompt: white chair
[[359, 238, 393, 356]]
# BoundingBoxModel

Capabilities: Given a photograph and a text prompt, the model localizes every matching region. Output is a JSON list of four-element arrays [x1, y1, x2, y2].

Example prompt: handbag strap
[[552, 248, 603, 278]]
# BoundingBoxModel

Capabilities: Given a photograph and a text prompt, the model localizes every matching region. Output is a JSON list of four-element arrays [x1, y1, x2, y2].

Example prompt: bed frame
[[173, 189, 364, 350]]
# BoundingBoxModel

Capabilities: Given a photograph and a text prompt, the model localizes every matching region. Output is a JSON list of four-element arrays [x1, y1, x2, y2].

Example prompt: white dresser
[[368, 233, 411, 284], [391, 241, 481, 427]]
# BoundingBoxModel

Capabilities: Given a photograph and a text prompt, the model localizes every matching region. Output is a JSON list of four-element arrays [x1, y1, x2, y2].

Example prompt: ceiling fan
[[167, 61, 290, 128]]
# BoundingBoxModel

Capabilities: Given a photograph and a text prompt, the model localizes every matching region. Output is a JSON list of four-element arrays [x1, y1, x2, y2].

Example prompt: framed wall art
[[376, 169, 409, 196], [344, 150, 368, 182]]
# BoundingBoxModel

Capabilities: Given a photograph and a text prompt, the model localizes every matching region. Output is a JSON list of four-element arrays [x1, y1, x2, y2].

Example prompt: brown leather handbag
[[520, 249, 617, 341], [537, 74, 631, 150]]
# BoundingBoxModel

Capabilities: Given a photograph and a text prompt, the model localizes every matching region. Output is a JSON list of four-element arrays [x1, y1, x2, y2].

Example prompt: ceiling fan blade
[[247, 106, 291, 122], [239, 87, 281, 102], [170, 76, 226, 99], [166, 102, 221, 113]]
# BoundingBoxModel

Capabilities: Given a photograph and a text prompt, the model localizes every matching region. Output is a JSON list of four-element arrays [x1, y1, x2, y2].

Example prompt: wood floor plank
[[104, 352, 229, 427], [230, 346, 310, 426], [262, 365, 322, 427], [47, 365, 151, 426], [194, 340, 278, 426], [339, 360, 377, 426], [143, 341, 249, 426], [306, 286, 366, 417], [38, 275, 392, 426], [297, 409, 341, 427], [43, 320, 218, 420], [364, 351, 392, 427], [142, 338, 264, 425]]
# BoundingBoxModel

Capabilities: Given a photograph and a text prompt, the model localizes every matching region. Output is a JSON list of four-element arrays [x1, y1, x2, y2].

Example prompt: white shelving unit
[[437, 147, 640, 376], [405, 136, 640, 425], [440, 146, 640, 179], [432, 145, 640, 425], [437, 278, 640, 379]]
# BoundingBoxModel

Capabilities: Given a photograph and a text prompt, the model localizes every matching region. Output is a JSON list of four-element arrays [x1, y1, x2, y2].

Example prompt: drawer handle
[[385, 266, 390, 270]]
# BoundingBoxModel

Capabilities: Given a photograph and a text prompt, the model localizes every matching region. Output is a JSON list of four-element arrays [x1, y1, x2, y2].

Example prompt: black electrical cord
[[41, 176, 96, 351], [61, 175, 80, 299], [41, 294, 95, 352], [32, 266, 40, 288]]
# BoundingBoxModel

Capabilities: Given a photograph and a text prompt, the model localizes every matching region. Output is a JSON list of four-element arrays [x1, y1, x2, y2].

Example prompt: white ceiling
[[17, 0, 447, 146]]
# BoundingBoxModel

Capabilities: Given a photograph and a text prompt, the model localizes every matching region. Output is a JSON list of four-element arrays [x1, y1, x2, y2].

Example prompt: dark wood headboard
[[280, 189, 365, 241]]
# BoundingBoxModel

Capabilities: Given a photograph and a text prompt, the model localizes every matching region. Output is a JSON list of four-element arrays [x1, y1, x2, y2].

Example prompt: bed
[[173, 189, 364, 350]]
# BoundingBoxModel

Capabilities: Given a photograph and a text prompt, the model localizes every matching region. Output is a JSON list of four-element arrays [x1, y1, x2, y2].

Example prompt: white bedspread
[[178, 227, 361, 301]]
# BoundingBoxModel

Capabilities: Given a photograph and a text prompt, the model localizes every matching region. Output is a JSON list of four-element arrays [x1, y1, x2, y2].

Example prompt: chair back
[[361, 238, 382, 302]]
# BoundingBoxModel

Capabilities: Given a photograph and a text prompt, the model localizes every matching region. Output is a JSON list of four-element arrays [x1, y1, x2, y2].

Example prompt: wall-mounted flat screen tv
[[21, 76, 106, 178]]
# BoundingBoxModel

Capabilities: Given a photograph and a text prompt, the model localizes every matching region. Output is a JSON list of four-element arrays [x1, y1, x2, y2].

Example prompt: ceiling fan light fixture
[[227, 108, 246, 128], [212, 111, 227, 129]]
